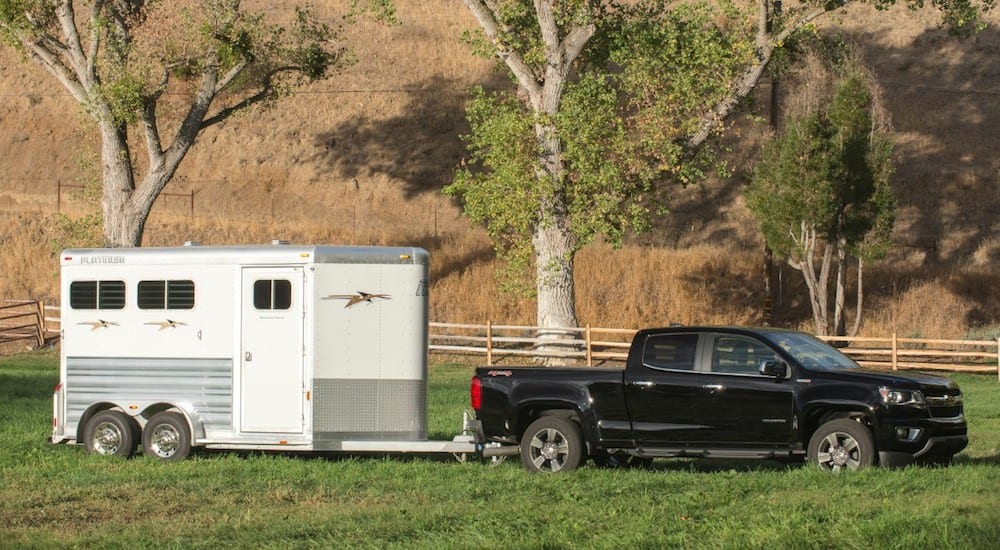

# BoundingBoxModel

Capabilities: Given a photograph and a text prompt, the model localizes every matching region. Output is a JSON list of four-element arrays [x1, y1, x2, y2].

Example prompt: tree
[[454, 0, 991, 341], [745, 49, 896, 336], [0, 0, 394, 247]]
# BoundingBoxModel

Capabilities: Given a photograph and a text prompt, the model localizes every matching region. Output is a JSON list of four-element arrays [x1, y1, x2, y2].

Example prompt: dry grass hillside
[[1, 1, 997, 339]]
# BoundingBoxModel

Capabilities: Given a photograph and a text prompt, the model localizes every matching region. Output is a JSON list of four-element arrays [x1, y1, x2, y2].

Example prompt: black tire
[[520, 416, 584, 473], [807, 418, 876, 472], [142, 411, 192, 461], [592, 451, 654, 469], [83, 410, 138, 458]]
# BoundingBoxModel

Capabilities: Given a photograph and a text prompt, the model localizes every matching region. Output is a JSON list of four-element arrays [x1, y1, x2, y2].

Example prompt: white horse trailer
[[50, 243, 481, 460]]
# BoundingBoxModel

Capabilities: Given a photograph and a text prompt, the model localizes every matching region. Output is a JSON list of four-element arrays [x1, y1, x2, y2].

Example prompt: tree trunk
[[99, 121, 144, 248], [833, 239, 848, 337], [850, 258, 864, 337], [533, 217, 579, 332]]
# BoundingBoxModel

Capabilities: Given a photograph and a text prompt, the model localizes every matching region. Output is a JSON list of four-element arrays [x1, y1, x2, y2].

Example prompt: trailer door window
[[253, 279, 292, 310], [138, 280, 195, 309], [70, 280, 126, 310]]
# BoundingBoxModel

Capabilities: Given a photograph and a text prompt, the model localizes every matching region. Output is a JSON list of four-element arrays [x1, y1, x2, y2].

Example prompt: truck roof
[[60, 243, 429, 267]]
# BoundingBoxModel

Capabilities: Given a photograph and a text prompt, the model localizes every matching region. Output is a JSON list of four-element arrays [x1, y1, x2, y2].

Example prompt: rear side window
[[138, 280, 195, 310], [642, 334, 699, 371], [253, 279, 292, 310], [70, 281, 126, 310]]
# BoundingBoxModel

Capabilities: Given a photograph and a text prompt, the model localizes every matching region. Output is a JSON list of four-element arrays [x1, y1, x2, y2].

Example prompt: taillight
[[470, 376, 482, 410]]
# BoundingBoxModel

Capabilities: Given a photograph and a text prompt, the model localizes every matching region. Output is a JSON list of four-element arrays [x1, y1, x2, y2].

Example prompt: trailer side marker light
[[300, 253, 310, 258], [279, 440, 288, 445], [306, 391, 311, 401], [400, 254, 411, 260], [129, 405, 138, 410]]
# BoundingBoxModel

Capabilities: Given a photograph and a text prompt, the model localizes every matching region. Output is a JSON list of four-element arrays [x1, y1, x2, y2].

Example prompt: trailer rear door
[[240, 267, 305, 433]]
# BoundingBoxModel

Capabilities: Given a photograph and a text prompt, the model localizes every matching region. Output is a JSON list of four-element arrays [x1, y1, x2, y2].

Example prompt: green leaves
[[746, 55, 896, 264], [451, 1, 759, 286]]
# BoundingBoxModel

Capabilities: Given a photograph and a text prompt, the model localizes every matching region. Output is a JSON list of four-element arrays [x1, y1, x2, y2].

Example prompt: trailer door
[[240, 267, 304, 433]]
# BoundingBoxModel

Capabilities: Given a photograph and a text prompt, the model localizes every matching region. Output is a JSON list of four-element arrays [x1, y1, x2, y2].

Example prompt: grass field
[[3, 352, 1000, 548]]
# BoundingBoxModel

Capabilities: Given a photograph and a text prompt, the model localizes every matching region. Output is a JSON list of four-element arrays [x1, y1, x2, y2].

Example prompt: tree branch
[[684, 5, 830, 151], [463, 0, 543, 105]]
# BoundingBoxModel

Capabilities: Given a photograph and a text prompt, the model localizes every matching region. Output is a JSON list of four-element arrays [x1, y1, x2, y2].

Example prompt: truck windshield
[[761, 331, 860, 372]]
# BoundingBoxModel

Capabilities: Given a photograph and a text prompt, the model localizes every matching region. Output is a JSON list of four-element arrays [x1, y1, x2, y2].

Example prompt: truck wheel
[[520, 416, 584, 473], [142, 411, 192, 461], [84, 410, 138, 458], [807, 419, 875, 471]]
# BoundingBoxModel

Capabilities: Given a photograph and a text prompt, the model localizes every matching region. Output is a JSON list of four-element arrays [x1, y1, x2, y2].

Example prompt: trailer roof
[[61, 244, 429, 266]]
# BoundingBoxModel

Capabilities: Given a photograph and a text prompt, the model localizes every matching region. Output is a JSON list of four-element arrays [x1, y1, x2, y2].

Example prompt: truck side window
[[138, 280, 195, 310], [642, 334, 698, 371], [253, 279, 292, 310], [711, 336, 778, 375], [70, 280, 126, 310]]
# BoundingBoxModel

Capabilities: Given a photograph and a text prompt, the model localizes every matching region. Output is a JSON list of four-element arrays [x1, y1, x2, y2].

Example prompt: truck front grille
[[925, 390, 963, 419]]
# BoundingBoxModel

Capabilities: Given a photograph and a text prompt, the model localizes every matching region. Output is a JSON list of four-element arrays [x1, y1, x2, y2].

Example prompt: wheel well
[[76, 402, 125, 442], [516, 407, 581, 440], [141, 404, 203, 442], [802, 408, 872, 444]]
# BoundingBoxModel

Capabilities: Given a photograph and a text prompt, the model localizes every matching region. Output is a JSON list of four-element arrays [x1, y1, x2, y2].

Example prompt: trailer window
[[253, 279, 292, 310], [70, 281, 126, 310], [138, 280, 195, 310]]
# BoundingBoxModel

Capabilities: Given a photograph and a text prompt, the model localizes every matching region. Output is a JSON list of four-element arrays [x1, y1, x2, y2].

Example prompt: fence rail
[[430, 321, 1000, 377], [5, 304, 999, 378], [0, 300, 57, 349]]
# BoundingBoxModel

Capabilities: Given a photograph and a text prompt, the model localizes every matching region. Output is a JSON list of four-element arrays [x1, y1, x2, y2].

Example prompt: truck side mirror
[[759, 360, 789, 379]]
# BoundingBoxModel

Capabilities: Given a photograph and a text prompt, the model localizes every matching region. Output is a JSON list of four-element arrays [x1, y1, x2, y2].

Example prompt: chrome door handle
[[702, 384, 724, 391], [632, 381, 654, 388], [245, 352, 253, 362]]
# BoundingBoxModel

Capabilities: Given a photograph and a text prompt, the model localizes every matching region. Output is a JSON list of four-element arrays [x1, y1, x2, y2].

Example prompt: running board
[[638, 447, 799, 460]]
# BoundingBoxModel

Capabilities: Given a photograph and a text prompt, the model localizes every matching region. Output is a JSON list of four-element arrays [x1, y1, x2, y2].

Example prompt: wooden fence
[[4, 304, 999, 378], [429, 321, 1000, 377], [0, 300, 59, 349]]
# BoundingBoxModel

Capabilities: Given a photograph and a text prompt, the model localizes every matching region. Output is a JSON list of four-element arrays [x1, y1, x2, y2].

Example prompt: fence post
[[486, 320, 493, 367], [891, 332, 898, 371], [585, 325, 593, 367], [996, 337, 999, 382], [36, 300, 45, 348]]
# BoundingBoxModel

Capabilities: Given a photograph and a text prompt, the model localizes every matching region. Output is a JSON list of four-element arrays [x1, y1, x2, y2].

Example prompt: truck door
[[696, 334, 795, 445], [624, 333, 710, 445], [240, 267, 304, 433]]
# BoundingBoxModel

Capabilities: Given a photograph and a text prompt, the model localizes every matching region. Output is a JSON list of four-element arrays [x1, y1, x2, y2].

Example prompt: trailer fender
[[76, 402, 126, 443], [140, 402, 206, 442]]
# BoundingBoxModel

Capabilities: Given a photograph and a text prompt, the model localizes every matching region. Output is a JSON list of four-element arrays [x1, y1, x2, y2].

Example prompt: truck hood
[[818, 368, 959, 392]]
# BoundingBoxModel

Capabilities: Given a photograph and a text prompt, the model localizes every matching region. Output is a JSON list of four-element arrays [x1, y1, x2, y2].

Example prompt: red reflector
[[470, 376, 482, 410], [54, 382, 62, 392]]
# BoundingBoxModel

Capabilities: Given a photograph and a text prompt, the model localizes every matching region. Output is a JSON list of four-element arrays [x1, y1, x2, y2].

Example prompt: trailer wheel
[[84, 410, 138, 458], [142, 411, 192, 461], [807, 418, 875, 472], [520, 416, 584, 473]]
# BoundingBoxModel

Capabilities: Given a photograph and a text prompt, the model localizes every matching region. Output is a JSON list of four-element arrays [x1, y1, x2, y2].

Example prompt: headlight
[[879, 386, 926, 406]]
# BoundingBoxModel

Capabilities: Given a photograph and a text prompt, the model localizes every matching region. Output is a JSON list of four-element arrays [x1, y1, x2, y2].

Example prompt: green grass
[[3, 352, 1000, 548]]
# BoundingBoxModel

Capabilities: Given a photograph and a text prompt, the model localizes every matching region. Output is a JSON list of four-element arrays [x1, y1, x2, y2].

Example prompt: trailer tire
[[84, 410, 138, 458], [520, 416, 584, 473], [142, 411, 192, 461]]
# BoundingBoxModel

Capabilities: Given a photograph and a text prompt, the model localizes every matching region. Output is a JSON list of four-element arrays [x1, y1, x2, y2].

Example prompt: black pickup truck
[[470, 326, 968, 473]]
